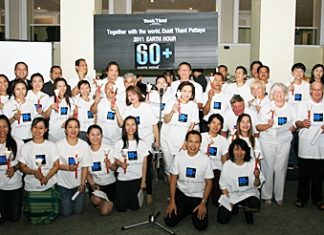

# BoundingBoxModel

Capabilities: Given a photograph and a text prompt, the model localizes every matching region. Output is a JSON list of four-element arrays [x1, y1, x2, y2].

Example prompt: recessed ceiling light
[[150, 0, 154, 3], [189, 7, 193, 10], [37, 6, 41, 10]]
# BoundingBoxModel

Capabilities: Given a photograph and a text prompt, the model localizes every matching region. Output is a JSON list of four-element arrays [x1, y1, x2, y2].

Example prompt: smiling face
[[0, 76, 9, 94], [87, 127, 102, 146], [235, 68, 246, 83], [125, 118, 137, 138], [239, 116, 251, 136], [211, 74, 223, 90], [233, 144, 246, 163], [156, 77, 168, 90], [310, 81, 323, 103], [208, 117, 222, 136], [55, 80, 67, 97], [292, 68, 304, 81], [178, 64, 191, 81], [106, 64, 119, 81], [127, 90, 140, 105], [273, 88, 285, 104], [32, 120, 47, 141], [185, 133, 201, 156], [231, 101, 245, 116], [258, 67, 269, 82], [13, 83, 27, 100], [15, 63, 28, 80], [65, 120, 80, 139], [313, 67, 324, 81], [79, 83, 90, 98], [0, 119, 9, 141], [31, 76, 44, 92], [179, 84, 193, 102]]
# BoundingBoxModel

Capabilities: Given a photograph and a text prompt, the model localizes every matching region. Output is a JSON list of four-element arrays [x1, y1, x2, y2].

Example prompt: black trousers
[[146, 152, 153, 195], [115, 179, 141, 212], [217, 196, 260, 224], [297, 158, 324, 204], [211, 169, 221, 207], [0, 187, 23, 224], [164, 188, 208, 231]]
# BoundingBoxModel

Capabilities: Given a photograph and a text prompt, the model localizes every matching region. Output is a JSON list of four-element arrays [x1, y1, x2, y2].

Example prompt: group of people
[[0, 59, 323, 231]]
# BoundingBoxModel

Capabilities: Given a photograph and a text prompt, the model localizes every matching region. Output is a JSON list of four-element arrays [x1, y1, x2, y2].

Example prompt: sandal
[[295, 200, 304, 208]]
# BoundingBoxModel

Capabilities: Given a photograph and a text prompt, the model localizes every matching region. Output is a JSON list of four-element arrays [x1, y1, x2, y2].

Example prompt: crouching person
[[164, 130, 214, 231]]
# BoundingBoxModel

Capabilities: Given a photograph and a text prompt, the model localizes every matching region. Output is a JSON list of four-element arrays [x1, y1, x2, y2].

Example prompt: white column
[[60, 0, 96, 82], [259, 0, 296, 83]]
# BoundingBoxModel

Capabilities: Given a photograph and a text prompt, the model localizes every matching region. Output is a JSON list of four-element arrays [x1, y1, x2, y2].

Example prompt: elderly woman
[[256, 82, 296, 206], [248, 80, 270, 113]]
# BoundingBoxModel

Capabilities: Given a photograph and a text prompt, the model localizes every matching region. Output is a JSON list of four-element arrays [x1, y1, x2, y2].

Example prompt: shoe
[[295, 200, 304, 208], [277, 200, 284, 207], [264, 200, 272, 206], [146, 194, 153, 207], [244, 211, 254, 225], [315, 202, 324, 211]]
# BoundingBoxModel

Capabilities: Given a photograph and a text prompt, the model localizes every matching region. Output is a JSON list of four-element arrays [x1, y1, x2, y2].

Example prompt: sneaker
[[244, 211, 254, 225], [295, 200, 304, 208], [264, 200, 272, 206], [277, 200, 284, 207]]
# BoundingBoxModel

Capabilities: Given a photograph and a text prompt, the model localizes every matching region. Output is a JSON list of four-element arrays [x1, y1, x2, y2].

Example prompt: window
[[0, 0, 4, 39], [238, 0, 251, 43], [29, 0, 60, 41], [102, 0, 109, 14]]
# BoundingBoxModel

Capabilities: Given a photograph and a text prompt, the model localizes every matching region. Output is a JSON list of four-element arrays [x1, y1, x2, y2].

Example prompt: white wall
[[60, 0, 95, 83]]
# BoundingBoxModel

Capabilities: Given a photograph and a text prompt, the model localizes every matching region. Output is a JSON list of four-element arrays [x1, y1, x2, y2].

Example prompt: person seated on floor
[[164, 130, 213, 231], [217, 138, 264, 225]]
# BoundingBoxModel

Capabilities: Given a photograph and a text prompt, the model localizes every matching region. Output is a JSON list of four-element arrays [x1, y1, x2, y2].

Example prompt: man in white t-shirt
[[164, 130, 213, 231], [295, 81, 324, 210], [257, 65, 273, 95]]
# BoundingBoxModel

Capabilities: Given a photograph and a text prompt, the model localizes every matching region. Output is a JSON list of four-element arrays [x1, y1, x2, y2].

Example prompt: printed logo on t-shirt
[[68, 157, 76, 165], [238, 176, 249, 187], [92, 161, 102, 171], [22, 113, 31, 122], [34, 104, 42, 110], [213, 102, 221, 110], [161, 103, 166, 110], [294, 93, 302, 101], [87, 111, 94, 119], [35, 154, 46, 165], [178, 113, 188, 123], [135, 116, 141, 125], [61, 107, 68, 115], [278, 117, 287, 125], [313, 113, 323, 122], [107, 111, 115, 120], [185, 167, 196, 178], [209, 147, 217, 156], [0, 155, 6, 166], [127, 151, 138, 161]]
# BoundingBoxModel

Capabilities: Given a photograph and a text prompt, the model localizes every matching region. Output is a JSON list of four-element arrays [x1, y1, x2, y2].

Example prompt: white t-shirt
[[113, 139, 150, 181], [99, 76, 125, 96], [69, 76, 96, 97], [296, 99, 324, 159], [73, 96, 95, 132], [89, 144, 116, 186], [287, 80, 310, 111], [18, 140, 58, 191], [229, 135, 263, 160], [257, 102, 296, 143], [225, 82, 254, 105], [3, 99, 37, 140], [122, 102, 158, 146], [0, 138, 24, 190], [0, 95, 10, 115], [96, 98, 124, 146], [200, 133, 229, 170], [223, 107, 258, 135], [170, 80, 204, 105], [202, 90, 231, 121], [56, 138, 92, 189], [26, 90, 50, 113], [147, 89, 173, 120], [45, 96, 75, 141], [161, 100, 199, 155], [248, 95, 271, 114], [219, 160, 265, 205], [170, 151, 214, 198]]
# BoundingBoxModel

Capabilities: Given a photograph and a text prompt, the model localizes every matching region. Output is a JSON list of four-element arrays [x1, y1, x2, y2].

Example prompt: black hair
[[0, 74, 10, 94], [235, 66, 248, 75], [31, 117, 49, 140], [291, 62, 306, 72], [250, 60, 263, 71], [64, 117, 80, 130], [207, 113, 224, 134], [235, 113, 255, 149], [178, 62, 192, 70], [122, 116, 140, 149], [30, 72, 45, 84], [257, 65, 270, 74], [77, 80, 91, 96], [54, 77, 71, 108], [0, 115, 18, 160], [75, 58, 86, 67], [212, 72, 225, 81], [310, 64, 324, 84], [50, 65, 62, 74], [86, 124, 103, 145], [11, 80, 28, 98], [218, 64, 228, 71], [105, 61, 121, 74], [185, 130, 202, 143], [163, 70, 175, 83], [155, 75, 167, 85], [176, 81, 195, 100], [125, 85, 145, 106], [228, 138, 251, 162], [14, 61, 28, 71]]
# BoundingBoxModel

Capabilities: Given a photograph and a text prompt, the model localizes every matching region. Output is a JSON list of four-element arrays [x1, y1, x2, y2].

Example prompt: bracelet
[[201, 198, 207, 204]]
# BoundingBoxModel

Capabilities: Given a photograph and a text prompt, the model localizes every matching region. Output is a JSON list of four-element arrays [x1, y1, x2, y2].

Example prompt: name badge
[[88, 111, 94, 119], [107, 111, 115, 120], [178, 113, 188, 123], [128, 151, 138, 161], [278, 117, 287, 125], [213, 102, 221, 110], [22, 113, 31, 122], [208, 147, 217, 156], [61, 107, 68, 115], [92, 161, 102, 172], [186, 167, 196, 178], [294, 93, 302, 101], [313, 113, 323, 122], [0, 155, 6, 166], [35, 154, 46, 165], [238, 176, 249, 187]]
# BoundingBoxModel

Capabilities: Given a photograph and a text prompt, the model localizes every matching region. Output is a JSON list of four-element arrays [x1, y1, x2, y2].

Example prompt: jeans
[[56, 185, 85, 217]]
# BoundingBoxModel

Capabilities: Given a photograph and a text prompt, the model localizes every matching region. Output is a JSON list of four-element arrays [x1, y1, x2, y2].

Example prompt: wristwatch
[[201, 198, 207, 204]]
